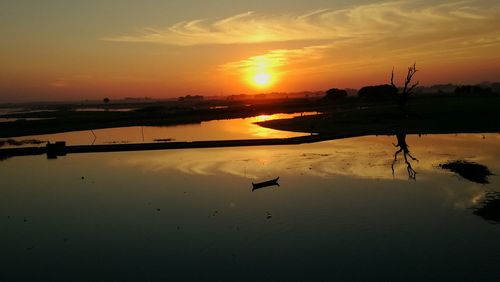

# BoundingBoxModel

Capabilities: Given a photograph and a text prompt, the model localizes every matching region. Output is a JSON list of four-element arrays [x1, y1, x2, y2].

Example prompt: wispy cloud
[[219, 44, 334, 77], [103, 0, 499, 46], [222, 44, 331, 68], [215, 1, 500, 83]]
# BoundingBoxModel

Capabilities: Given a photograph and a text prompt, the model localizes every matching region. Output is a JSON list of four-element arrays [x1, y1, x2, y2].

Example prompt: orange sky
[[1, 0, 499, 102]]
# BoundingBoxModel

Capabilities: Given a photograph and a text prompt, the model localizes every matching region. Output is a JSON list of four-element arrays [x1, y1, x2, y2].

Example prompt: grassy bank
[[1, 95, 499, 139], [0, 97, 322, 138], [258, 96, 500, 136]]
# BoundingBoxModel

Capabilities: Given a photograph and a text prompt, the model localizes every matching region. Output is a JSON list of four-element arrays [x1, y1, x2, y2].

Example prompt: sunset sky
[[1, 0, 499, 102]]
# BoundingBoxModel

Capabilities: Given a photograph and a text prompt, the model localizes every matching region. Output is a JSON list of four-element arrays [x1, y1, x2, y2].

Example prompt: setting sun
[[253, 73, 272, 87], [240, 55, 281, 89], [2, 1, 500, 280]]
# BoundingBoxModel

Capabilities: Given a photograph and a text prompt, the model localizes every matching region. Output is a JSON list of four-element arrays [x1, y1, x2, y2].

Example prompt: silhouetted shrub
[[324, 88, 347, 100], [358, 84, 397, 99]]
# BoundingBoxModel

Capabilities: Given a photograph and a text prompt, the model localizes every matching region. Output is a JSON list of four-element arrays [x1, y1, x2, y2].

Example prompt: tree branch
[[390, 67, 396, 88]]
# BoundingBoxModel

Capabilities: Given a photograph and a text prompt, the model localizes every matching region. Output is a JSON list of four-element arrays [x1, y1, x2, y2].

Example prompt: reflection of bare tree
[[391, 133, 418, 180]]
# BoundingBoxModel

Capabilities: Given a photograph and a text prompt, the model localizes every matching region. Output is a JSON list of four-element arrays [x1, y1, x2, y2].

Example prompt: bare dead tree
[[391, 63, 419, 107], [391, 133, 418, 180]]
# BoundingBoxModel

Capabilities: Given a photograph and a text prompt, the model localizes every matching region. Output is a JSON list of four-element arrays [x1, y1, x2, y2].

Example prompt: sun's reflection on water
[[116, 134, 499, 181], [1, 133, 500, 280], [1, 112, 317, 147], [112, 133, 500, 210]]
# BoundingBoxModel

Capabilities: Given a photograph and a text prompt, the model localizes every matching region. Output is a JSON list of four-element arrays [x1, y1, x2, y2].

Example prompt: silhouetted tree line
[[325, 63, 419, 107], [454, 85, 494, 96], [325, 62, 499, 105], [358, 84, 397, 99], [324, 88, 347, 100], [413, 83, 499, 95], [178, 95, 204, 101]]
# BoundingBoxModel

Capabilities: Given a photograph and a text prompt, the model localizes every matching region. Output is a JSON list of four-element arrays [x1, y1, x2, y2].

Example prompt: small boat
[[252, 177, 280, 191]]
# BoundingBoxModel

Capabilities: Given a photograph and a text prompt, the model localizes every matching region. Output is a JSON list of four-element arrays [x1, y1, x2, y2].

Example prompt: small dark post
[[46, 141, 66, 159]]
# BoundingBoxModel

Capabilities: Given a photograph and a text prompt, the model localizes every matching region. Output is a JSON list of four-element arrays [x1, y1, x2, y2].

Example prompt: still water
[[1, 134, 499, 281], [1, 113, 315, 147]]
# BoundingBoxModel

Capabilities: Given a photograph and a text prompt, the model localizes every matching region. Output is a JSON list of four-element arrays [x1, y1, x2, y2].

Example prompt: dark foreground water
[[1, 134, 499, 281]]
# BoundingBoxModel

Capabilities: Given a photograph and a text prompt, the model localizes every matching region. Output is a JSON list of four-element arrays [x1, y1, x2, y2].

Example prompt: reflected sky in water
[[1, 112, 314, 147], [0, 134, 499, 281], [117, 134, 500, 179]]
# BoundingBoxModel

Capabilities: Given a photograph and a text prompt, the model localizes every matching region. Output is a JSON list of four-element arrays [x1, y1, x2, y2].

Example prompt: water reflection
[[440, 160, 493, 184], [108, 133, 499, 217], [1, 112, 314, 147], [0, 155, 11, 161], [114, 134, 499, 182], [0, 139, 47, 148], [474, 191, 500, 223], [391, 133, 418, 180], [1, 133, 500, 281]]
